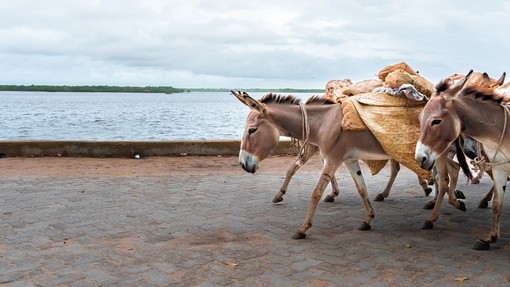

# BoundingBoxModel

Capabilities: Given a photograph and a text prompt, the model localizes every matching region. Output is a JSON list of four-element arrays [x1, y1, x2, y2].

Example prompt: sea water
[[0, 91, 316, 140]]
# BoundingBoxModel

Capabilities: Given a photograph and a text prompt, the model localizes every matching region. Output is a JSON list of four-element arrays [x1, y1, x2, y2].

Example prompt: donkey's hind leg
[[345, 160, 375, 231], [272, 144, 319, 203], [418, 175, 433, 196], [478, 186, 494, 209], [374, 160, 399, 201], [478, 170, 494, 208], [471, 169, 484, 184], [323, 175, 340, 202]]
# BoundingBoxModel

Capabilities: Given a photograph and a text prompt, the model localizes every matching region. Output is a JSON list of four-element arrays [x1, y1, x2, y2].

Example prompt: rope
[[471, 104, 510, 172], [297, 102, 310, 166]]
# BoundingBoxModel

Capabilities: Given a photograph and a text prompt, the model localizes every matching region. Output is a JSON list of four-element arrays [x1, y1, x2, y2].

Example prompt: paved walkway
[[1, 155, 510, 286]]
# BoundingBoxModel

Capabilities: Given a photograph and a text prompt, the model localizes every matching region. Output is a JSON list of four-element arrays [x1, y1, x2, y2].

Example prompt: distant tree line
[[0, 85, 323, 94], [0, 85, 185, 93], [187, 88, 324, 93]]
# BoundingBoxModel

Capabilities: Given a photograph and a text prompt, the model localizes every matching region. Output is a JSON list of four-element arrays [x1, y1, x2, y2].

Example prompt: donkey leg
[[345, 161, 375, 231], [445, 158, 466, 212], [418, 175, 433, 197], [478, 186, 494, 209], [478, 170, 494, 208], [374, 160, 398, 201], [473, 169, 509, 250], [323, 175, 340, 202], [322, 149, 341, 202], [422, 154, 449, 229], [423, 167, 438, 210], [471, 169, 484, 184], [293, 161, 338, 239], [273, 144, 318, 203]]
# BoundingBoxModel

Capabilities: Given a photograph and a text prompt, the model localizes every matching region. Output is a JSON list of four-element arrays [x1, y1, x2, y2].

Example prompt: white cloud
[[0, 0, 509, 88]]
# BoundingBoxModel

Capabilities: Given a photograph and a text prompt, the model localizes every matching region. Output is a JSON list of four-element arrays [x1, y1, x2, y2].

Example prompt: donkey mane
[[305, 95, 336, 105], [462, 86, 504, 105], [435, 79, 451, 94], [259, 93, 301, 105]]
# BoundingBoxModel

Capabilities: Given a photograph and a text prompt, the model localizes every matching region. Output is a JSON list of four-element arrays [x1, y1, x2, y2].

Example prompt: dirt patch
[[0, 154, 324, 177]]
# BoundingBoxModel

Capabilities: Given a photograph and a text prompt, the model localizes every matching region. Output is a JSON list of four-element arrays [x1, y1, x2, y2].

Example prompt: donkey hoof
[[458, 201, 467, 212], [374, 194, 385, 202], [323, 195, 335, 203], [427, 180, 435, 186], [292, 232, 307, 240], [471, 178, 480, 184], [358, 222, 371, 231], [454, 190, 466, 199], [421, 220, 434, 229], [478, 201, 489, 209], [424, 188, 433, 197], [472, 240, 491, 251], [423, 201, 436, 210], [272, 195, 283, 203]]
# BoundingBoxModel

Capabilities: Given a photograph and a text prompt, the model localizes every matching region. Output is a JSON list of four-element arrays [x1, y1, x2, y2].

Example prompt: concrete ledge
[[0, 140, 298, 158]]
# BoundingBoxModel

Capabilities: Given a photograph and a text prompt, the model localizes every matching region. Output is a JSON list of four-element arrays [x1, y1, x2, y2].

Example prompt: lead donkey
[[416, 70, 510, 250], [232, 90, 464, 239]]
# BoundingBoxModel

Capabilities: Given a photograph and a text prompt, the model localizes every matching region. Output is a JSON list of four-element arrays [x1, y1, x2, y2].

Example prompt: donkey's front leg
[[473, 168, 509, 250], [345, 160, 374, 230], [292, 161, 338, 239], [445, 157, 466, 212], [273, 144, 319, 203], [422, 154, 449, 229]]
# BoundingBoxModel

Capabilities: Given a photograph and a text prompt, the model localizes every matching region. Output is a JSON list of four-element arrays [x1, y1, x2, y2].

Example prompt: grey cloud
[[1, 0, 510, 87]]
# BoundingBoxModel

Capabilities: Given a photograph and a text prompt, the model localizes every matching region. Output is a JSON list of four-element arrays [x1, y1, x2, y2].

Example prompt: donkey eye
[[248, 128, 257, 134], [431, 119, 442, 126]]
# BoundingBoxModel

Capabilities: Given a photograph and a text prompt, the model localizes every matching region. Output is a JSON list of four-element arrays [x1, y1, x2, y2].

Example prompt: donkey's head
[[232, 91, 282, 173], [415, 70, 473, 170]]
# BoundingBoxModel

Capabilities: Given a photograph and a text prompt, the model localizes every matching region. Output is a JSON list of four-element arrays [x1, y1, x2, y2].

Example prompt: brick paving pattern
[[1, 156, 510, 286]]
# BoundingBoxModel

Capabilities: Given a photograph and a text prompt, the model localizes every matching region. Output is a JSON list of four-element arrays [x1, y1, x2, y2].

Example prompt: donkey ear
[[495, 72, 506, 86], [231, 90, 248, 106], [444, 70, 473, 100], [482, 72, 491, 86], [243, 93, 266, 114]]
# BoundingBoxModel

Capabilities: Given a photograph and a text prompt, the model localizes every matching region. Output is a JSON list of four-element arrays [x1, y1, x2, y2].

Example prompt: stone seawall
[[0, 140, 297, 158]]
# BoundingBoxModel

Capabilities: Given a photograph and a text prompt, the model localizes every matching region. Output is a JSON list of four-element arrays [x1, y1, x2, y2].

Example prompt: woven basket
[[350, 92, 432, 180]]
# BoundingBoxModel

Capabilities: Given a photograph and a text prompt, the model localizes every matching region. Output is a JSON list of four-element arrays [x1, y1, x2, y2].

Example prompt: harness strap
[[297, 102, 310, 165]]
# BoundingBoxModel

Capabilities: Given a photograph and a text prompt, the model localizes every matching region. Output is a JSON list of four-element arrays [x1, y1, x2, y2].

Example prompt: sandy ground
[[0, 154, 326, 177]]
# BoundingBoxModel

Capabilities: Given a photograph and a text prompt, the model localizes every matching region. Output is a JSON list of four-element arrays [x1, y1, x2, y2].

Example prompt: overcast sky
[[1, 1, 509, 89]]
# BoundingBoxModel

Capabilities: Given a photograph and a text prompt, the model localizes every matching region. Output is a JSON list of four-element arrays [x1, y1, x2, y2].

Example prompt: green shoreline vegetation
[[0, 85, 185, 93], [0, 85, 324, 94]]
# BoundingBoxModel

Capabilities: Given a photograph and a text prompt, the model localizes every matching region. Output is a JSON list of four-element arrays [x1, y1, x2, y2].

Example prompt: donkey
[[415, 70, 510, 250], [421, 71, 506, 211], [232, 90, 462, 240]]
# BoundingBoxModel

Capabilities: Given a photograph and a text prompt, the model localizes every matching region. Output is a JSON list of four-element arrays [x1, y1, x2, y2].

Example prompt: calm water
[[0, 91, 316, 140]]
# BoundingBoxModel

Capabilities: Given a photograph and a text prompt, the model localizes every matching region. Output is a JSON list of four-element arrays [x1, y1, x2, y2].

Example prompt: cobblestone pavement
[[1, 155, 510, 286]]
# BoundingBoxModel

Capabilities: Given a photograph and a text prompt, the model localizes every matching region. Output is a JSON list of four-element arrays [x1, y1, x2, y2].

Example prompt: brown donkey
[[416, 70, 510, 250], [232, 91, 456, 240]]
